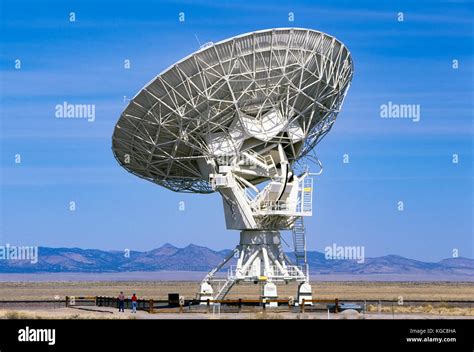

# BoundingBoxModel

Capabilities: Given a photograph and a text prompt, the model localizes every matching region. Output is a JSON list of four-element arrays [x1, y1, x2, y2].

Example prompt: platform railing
[[228, 264, 306, 281]]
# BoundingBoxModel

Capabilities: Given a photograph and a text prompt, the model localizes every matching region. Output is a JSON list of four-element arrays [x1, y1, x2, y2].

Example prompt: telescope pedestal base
[[262, 282, 278, 307], [297, 281, 313, 306], [198, 230, 307, 303]]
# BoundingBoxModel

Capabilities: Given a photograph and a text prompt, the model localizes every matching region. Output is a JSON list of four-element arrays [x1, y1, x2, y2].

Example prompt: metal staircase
[[214, 278, 236, 300], [292, 217, 308, 277], [242, 149, 277, 177]]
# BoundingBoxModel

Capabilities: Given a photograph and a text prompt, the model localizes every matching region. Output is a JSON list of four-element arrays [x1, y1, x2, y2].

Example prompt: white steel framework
[[112, 28, 353, 304]]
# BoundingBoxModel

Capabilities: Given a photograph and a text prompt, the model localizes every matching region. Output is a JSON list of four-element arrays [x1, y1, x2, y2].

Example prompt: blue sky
[[0, 0, 472, 261]]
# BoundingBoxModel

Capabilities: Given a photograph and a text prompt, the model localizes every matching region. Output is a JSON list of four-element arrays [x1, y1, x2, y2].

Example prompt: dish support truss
[[198, 144, 317, 305], [112, 29, 353, 194]]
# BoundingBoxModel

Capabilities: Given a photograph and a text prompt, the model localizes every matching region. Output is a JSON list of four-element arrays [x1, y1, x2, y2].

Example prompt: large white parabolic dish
[[112, 28, 354, 193]]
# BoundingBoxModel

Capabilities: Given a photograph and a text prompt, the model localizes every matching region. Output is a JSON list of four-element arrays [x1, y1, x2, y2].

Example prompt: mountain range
[[0, 243, 473, 279]]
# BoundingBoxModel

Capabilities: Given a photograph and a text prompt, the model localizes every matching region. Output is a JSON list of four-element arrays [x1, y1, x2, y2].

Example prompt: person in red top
[[131, 293, 138, 313]]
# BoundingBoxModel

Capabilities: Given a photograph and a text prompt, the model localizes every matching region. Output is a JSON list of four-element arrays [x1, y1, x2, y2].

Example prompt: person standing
[[131, 293, 138, 313], [117, 291, 125, 312]]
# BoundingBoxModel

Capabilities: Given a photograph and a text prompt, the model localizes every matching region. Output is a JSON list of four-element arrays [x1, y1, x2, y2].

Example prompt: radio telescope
[[112, 28, 353, 304]]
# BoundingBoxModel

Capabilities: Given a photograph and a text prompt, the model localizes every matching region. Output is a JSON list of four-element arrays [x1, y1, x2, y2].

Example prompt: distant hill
[[0, 244, 472, 278]]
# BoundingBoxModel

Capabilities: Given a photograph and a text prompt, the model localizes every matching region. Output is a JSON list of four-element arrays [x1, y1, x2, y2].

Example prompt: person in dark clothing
[[117, 291, 125, 312]]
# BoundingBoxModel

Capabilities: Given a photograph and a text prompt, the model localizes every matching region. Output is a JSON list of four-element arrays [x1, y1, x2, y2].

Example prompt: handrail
[[306, 154, 323, 176], [228, 264, 306, 280]]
